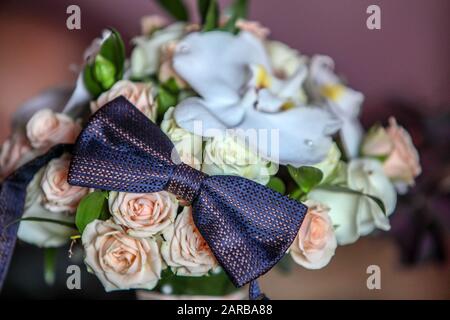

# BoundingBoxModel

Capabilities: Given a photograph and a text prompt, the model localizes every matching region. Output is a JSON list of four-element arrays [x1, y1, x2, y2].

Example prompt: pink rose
[[40, 154, 89, 213], [290, 200, 337, 269], [383, 117, 421, 187], [109, 191, 178, 238], [26, 109, 81, 151], [82, 219, 162, 291], [140, 15, 168, 35], [161, 207, 217, 276], [90, 80, 157, 121], [158, 42, 188, 88], [0, 132, 34, 180]]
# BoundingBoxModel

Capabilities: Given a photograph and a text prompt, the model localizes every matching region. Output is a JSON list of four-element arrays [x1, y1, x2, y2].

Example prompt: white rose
[[202, 135, 277, 185], [82, 219, 162, 291], [161, 207, 217, 276], [109, 191, 178, 238], [90, 80, 157, 121], [18, 168, 76, 247], [308, 158, 397, 245], [40, 154, 89, 213], [290, 200, 337, 269], [161, 107, 202, 169], [26, 109, 81, 151], [131, 23, 185, 78]]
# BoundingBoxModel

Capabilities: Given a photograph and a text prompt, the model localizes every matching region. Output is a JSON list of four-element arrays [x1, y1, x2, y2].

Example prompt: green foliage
[[222, 0, 249, 33], [202, 0, 220, 32], [288, 166, 324, 194], [75, 191, 109, 234], [266, 176, 286, 195], [157, 78, 180, 121], [155, 268, 236, 296], [44, 248, 57, 286], [156, 0, 189, 21], [83, 29, 125, 97]]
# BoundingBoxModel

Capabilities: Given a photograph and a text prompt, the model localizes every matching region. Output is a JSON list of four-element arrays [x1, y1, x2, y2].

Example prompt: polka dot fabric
[[68, 96, 308, 288]]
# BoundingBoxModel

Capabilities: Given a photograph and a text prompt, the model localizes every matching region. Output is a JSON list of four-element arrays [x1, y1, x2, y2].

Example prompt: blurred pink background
[[0, 0, 449, 299]]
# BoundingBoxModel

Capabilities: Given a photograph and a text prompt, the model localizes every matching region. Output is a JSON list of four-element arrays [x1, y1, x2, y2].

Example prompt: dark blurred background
[[0, 0, 449, 299]]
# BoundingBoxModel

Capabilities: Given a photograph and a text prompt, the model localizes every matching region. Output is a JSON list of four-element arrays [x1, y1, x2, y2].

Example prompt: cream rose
[[109, 191, 178, 238], [235, 19, 270, 39], [161, 207, 217, 276], [140, 15, 168, 35], [18, 168, 76, 248], [310, 143, 342, 183], [308, 158, 397, 245], [90, 80, 157, 121], [26, 109, 81, 151], [82, 219, 162, 291], [40, 154, 89, 213], [161, 107, 202, 169], [362, 118, 421, 192], [290, 200, 337, 269], [202, 134, 277, 185], [0, 132, 35, 180], [158, 42, 188, 88]]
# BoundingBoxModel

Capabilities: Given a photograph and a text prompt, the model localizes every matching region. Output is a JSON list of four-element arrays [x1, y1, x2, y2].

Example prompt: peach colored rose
[[109, 191, 178, 238], [90, 80, 157, 121], [161, 207, 217, 276], [383, 117, 421, 186], [40, 154, 89, 213], [290, 200, 337, 269], [0, 132, 34, 180], [26, 109, 81, 151], [140, 15, 168, 35], [158, 42, 188, 88], [235, 19, 270, 39], [82, 219, 162, 291]]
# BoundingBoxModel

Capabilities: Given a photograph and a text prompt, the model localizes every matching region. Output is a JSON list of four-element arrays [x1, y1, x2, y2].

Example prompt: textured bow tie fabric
[[68, 96, 308, 291], [0, 144, 70, 289]]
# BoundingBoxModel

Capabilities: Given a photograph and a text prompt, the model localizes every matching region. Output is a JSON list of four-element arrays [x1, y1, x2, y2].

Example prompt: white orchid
[[306, 55, 364, 158], [171, 31, 341, 166]]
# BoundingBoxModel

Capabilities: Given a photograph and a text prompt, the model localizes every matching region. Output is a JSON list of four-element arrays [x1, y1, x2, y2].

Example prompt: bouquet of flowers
[[0, 0, 421, 298]]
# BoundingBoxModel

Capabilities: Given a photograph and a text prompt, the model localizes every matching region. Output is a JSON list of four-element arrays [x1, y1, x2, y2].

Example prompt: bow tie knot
[[165, 162, 207, 204]]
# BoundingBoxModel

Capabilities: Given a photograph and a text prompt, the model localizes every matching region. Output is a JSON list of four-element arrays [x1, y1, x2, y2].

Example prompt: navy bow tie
[[0, 96, 307, 298], [68, 96, 307, 297]]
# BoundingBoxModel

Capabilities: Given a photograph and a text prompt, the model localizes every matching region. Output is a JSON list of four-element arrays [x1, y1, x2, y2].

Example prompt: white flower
[[290, 200, 337, 269], [18, 168, 76, 247], [266, 40, 308, 81], [306, 55, 364, 158], [202, 134, 277, 185], [82, 219, 162, 291], [109, 191, 178, 238], [91, 80, 157, 121], [310, 143, 341, 183], [161, 107, 202, 169], [161, 207, 217, 276], [172, 31, 341, 166], [131, 23, 185, 78], [308, 158, 397, 245]]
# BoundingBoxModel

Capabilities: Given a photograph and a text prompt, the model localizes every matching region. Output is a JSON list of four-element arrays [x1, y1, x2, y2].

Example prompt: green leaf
[[4, 217, 77, 230], [157, 86, 178, 120], [197, 0, 210, 24], [317, 185, 387, 215], [156, 0, 189, 21], [223, 0, 249, 33], [44, 248, 57, 286], [203, 0, 219, 32], [94, 55, 116, 90], [75, 191, 109, 233], [288, 166, 324, 194], [83, 29, 125, 97], [266, 176, 286, 195]]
